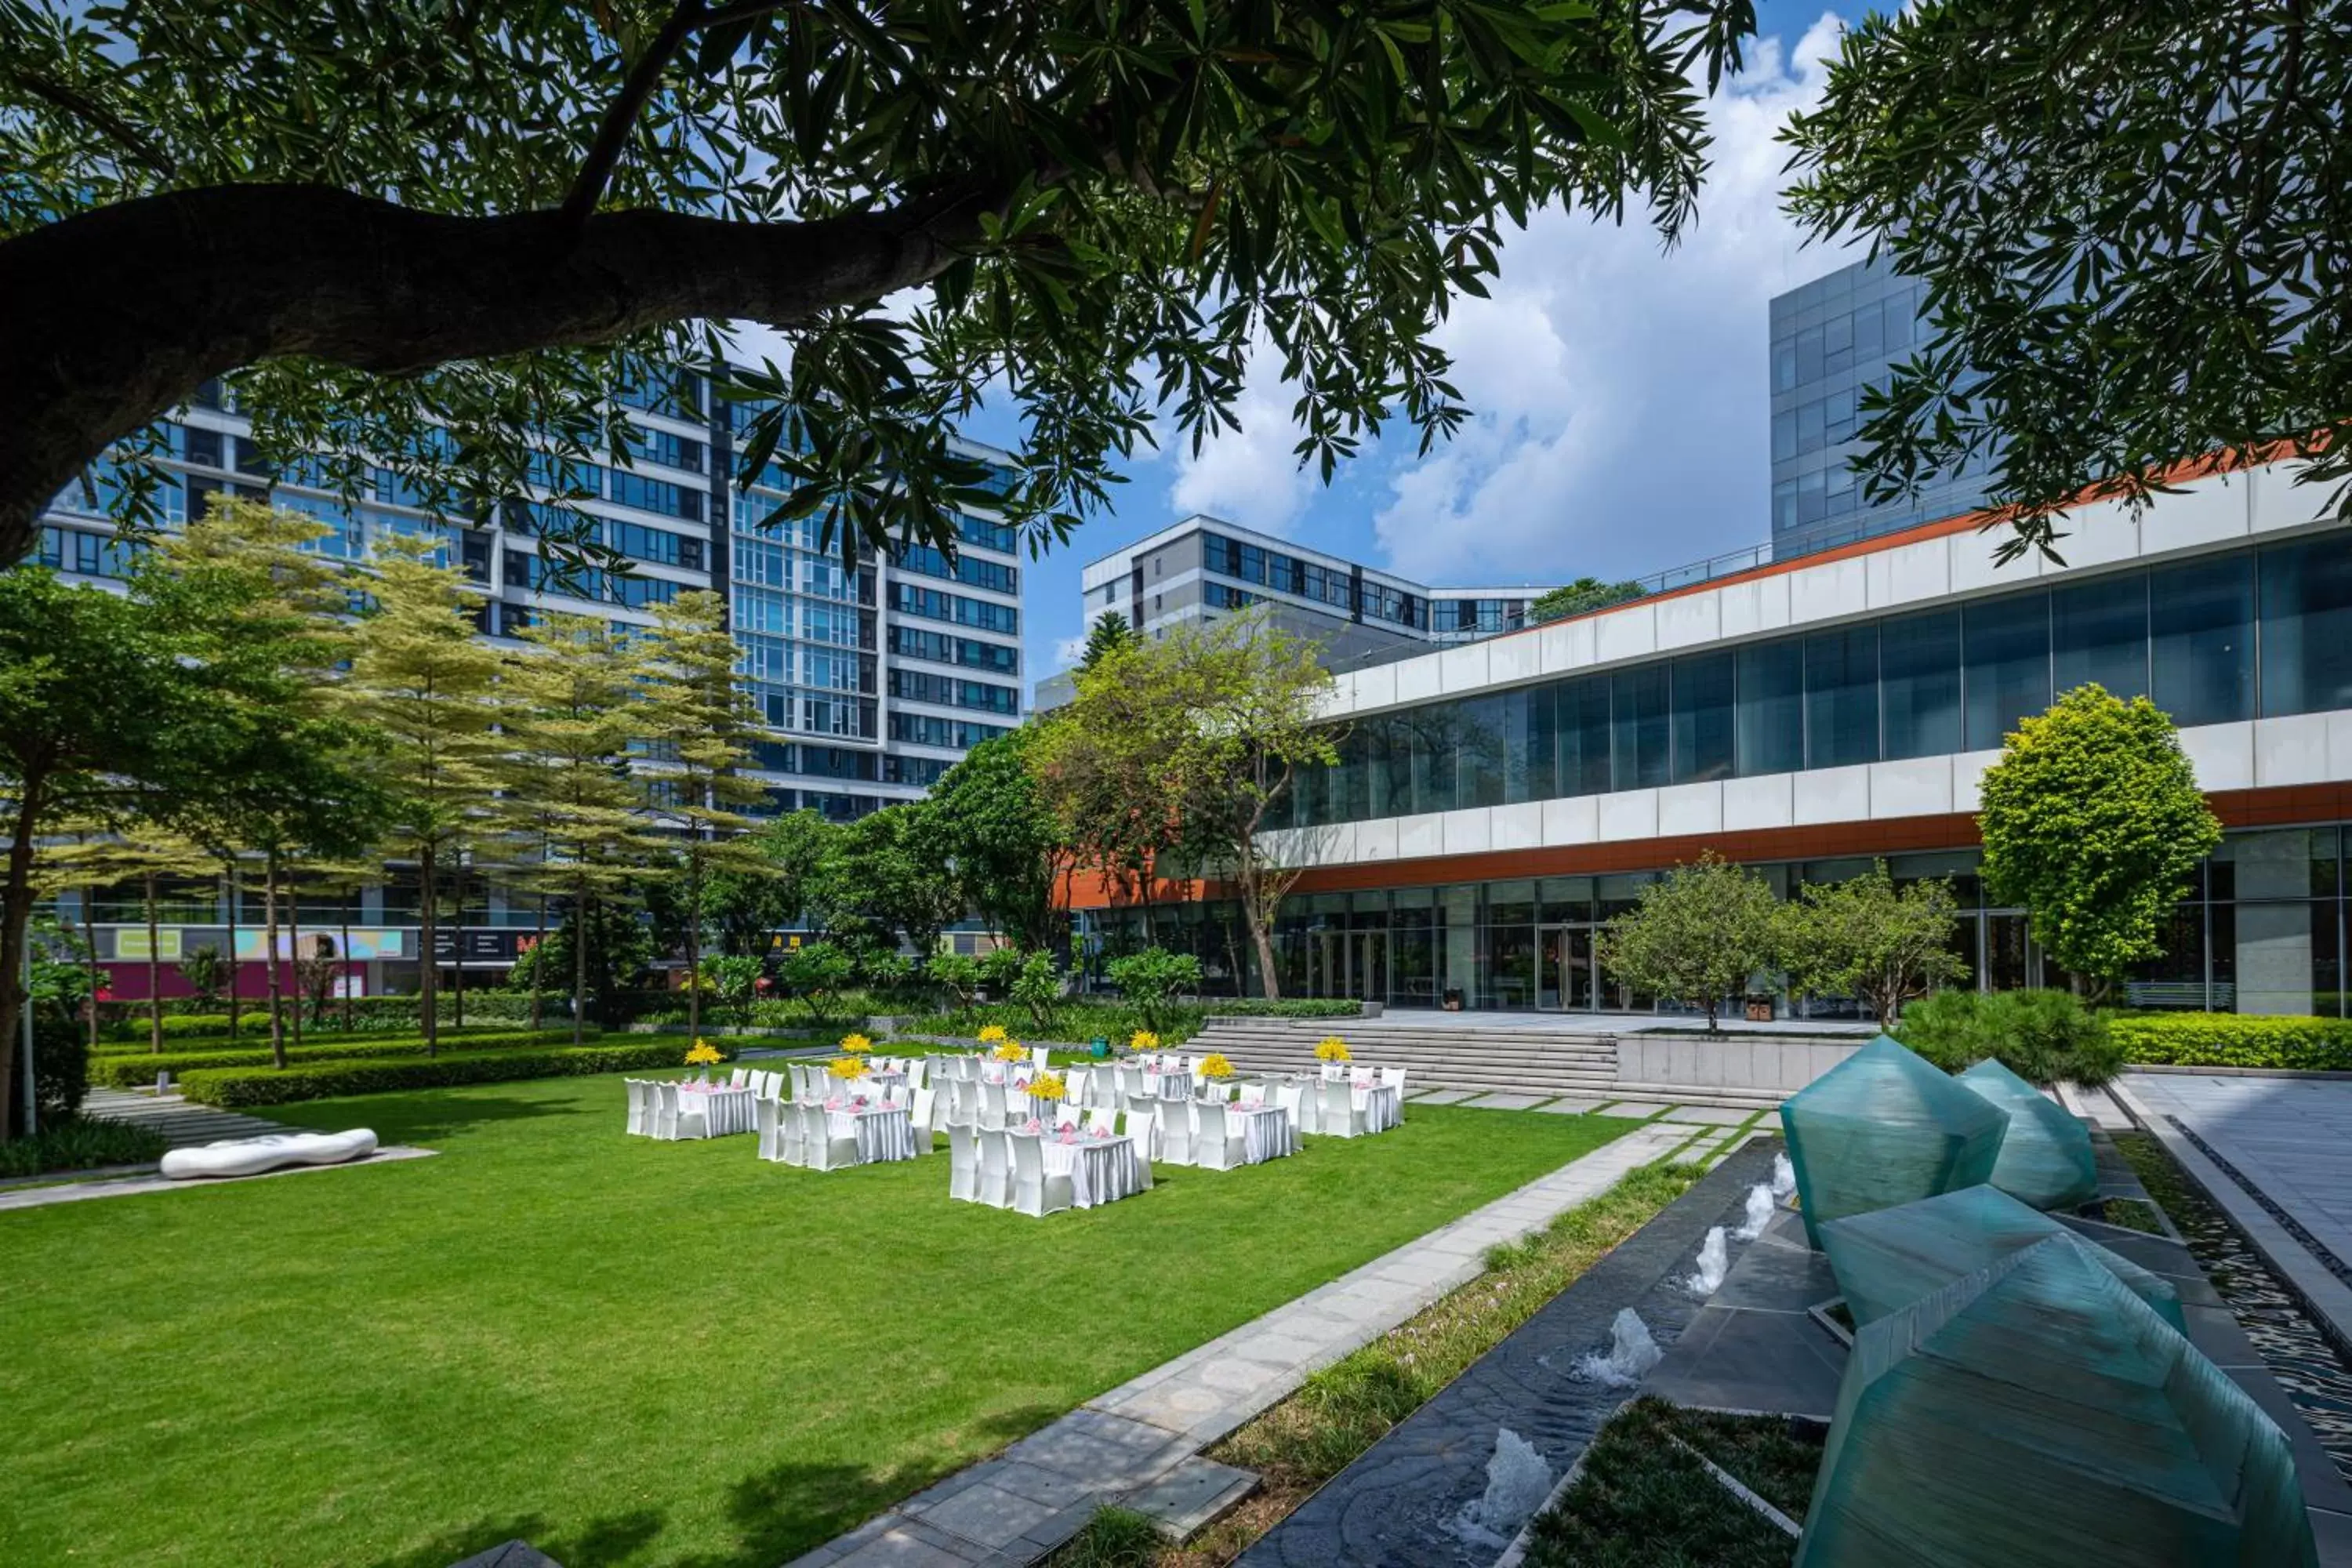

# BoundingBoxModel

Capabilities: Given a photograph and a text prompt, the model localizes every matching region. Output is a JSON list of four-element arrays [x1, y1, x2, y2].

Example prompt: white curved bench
[[160, 1129, 379, 1180]]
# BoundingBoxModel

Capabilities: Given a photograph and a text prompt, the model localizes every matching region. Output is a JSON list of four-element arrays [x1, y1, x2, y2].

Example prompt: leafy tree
[[0, 569, 247, 1137], [977, 945, 1026, 996], [1977, 684, 2221, 1002], [1103, 947, 1203, 1033], [176, 943, 227, 1007], [39, 823, 211, 1053], [1010, 951, 1064, 1032], [755, 809, 838, 939], [778, 940, 855, 1023], [505, 900, 655, 1026], [637, 590, 769, 1039], [1595, 853, 1780, 1032], [492, 609, 660, 1044], [927, 728, 1072, 953], [345, 535, 503, 1054], [1782, 2, 2352, 556], [929, 952, 984, 1021], [1078, 612, 1137, 672], [0, 3, 1759, 569], [697, 953, 764, 1028], [1780, 862, 1968, 1025], [822, 803, 965, 960], [1530, 577, 1646, 624], [292, 936, 342, 1028]]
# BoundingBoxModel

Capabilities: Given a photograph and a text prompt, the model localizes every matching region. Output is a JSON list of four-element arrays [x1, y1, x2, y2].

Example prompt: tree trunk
[[530, 887, 550, 1034], [223, 863, 241, 1039], [263, 848, 286, 1070], [418, 843, 438, 1057], [144, 871, 163, 1054], [80, 880, 103, 1057], [450, 865, 466, 1031], [285, 866, 303, 1052], [685, 852, 703, 1042], [0, 779, 47, 1140], [572, 883, 589, 1049], [341, 896, 355, 1033]]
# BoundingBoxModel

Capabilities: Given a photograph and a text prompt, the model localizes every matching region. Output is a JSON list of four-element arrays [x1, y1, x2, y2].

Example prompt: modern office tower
[[1769, 256, 1994, 557]]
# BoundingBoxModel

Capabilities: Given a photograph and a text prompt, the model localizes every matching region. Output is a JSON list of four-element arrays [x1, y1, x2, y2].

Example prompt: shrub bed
[[178, 1038, 728, 1109], [898, 997, 1363, 1047], [93, 1020, 543, 1057], [2106, 1011, 2352, 1072], [0, 1116, 170, 1179], [1893, 989, 2122, 1085], [91, 1029, 599, 1088]]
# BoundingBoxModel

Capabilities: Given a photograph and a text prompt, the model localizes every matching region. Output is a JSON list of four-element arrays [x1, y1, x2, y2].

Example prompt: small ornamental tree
[[1780, 862, 1969, 1025], [1596, 854, 1780, 1032], [1104, 947, 1203, 1033], [1977, 684, 2222, 1003]]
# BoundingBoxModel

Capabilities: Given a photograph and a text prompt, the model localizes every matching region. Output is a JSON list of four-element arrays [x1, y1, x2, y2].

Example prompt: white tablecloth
[[1229, 1104, 1292, 1164], [1036, 1134, 1144, 1208], [1356, 1083, 1403, 1133], [679, 1085, 756, 1136], [1142, 1072, 1192, 1102], [829, 1105, 916, 1163]]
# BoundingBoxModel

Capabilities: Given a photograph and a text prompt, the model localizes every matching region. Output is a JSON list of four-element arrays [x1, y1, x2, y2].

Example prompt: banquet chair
[[728, 1066, 749, 1088], [1121, 1109, 1156, 1189], [659, 1083, 710, 1142], [1272, 1085, 1306, 1155], [1290, 1078, 1323, 1135], [1321, 1080, 1367, 1138], [778, 1096, 808, 1166], [976, 1128, 1013, 1208], [979, 1080, 1008, 1131], [1063, 1068, 1088, 1106], [800, 1103, 860, 1172], [786, 1063, 808, 1102], [1010, 1133, 1073, 1218], [1031, 1044, 1051, 1069], [909, 1087, 936, 1153], [1158, 1100, 1194, 1166], [1083, 1106, 1119, 1135], [649, 1082, 676, 1140], [623, 1079, 650, 1136], [1113, 1065, 1138, 1100], [946, 1124, 981, 1201], [1193, 1102, 1241, 1170], [946, 1078, 976, 1127], [1381, 1066, 1408, 1095]]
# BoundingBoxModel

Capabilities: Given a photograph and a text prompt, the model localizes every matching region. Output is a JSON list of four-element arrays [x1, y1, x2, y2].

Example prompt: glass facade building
[[1769, 256, 1993, 555]]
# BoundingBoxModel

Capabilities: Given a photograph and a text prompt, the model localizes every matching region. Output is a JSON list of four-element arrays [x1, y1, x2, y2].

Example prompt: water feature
[[1734, 1181, 1777, 1241], [1686, 1225, 1729, 1295], [1572, 1306, 1664, 1388], [1446, 1427, 1554, 1549], [1771, 1151, 1796, 1198]]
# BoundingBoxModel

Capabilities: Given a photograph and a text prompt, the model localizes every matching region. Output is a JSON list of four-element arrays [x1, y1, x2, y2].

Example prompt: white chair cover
[[728, 1066, 749, 1088], [623, 1079, 648, 1136], [947, 1123, 981, 1201], [1011, 1134, 1073, 1217], [1195, 1102, 1244, 1169], [779, 1095, 808, 1165], [1122, 1109, 1157, 1189], [1321, 1080, 1366, 1137], [1156, 1100, 1193, 1166], [1031, 1045, 1051, 1068], [755, 1094, 780, 1161], [977, 1128, 1012, 1208], [1273, 1084, 1305, 1153], [910, 1086, 936, 1152], [979, 1080, 1007, 1131]]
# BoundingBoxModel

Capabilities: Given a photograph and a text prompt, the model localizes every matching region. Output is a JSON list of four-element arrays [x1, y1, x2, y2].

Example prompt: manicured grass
[[0, 1076, 1627, 1567]]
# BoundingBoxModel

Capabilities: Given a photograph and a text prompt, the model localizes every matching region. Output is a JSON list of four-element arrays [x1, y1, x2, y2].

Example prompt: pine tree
[[345, 534, 499, 1055], [493, 610, 658, 1045], [637, 590, 771, 1039]]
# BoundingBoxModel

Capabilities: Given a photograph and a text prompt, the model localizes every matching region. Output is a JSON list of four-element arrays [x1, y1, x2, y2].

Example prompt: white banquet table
[[680, 1083, 757, 1136], [829, 1105, 917, 1163], [1033, 1132, 1145, 1208], [1229, 1103, 1293, 1164], [1355, 1083, 1403, 1133], [1141, 1071, 1192, 1102]]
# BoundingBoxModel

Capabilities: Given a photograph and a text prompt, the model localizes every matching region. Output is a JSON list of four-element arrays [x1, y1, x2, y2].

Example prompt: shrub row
[[93, 1018, 539, 1054], [2106, 1011, 2352, 1072], [90, 1029, 600, 1088], [100, 993, 550, 1042], [0, 1116, 169, 1179], [1207, 999, 1366, 1019], [177, 1038, 728, 1108], [1893, 989, 2123, 1086]]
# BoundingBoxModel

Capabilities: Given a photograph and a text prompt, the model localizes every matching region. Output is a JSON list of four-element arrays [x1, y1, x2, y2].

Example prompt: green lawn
[[0, 1075, 1629, 1568]]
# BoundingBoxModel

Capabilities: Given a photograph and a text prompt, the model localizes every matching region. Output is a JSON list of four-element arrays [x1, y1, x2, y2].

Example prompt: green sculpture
[[1798, 1232, 2315, 1566], [1780, 1034, 2010, 1246], [1818, 1183, 2183, 1330], [1958, 1056, 2100, 1210]]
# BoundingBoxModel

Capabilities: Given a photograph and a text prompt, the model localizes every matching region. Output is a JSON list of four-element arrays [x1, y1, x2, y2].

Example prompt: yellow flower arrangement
[[1314, 1036, 1352, 1063], [993, 1039, 1029, 1064], [1199, 1052, 1235, 1080], [684, 1040, 724, 1068], [976, 1023, 1010, 1045], [839, 1032, 873, 1054], [829, 1054, 870, 1081], [1027, 1073, 1067, 1103], [1129, 1029, 1161, 1054]]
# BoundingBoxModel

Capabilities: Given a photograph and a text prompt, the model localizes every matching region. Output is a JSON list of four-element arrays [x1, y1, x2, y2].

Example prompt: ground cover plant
[[0, 1116, 167, 1178], [89, 1028, 603, 1088], [0, 1083, 1623, 1566], [2105, 1012, 2352, 1073], [174, 1037, 726, 1107], [898, 999, 1359, 1048]]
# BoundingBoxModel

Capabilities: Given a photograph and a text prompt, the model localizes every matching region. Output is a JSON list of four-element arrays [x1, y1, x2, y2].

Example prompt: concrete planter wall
[[1615, 1032, 1862, 1095]]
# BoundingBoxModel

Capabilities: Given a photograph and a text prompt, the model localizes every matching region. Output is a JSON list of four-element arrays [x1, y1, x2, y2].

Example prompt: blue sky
[[971, 4, 1862, 689]]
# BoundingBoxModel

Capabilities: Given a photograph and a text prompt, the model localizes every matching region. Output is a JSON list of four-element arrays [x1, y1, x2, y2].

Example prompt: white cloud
[[1052, 633, 1088, 670], [1166, 374, 1319, 535], [1367, 13, 1860, 584]]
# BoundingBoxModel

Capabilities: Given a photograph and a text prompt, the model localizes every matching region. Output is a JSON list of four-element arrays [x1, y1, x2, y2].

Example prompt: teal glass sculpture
[[1797, 1232, 2316, 1567], [1818, 1183, 2183, 1331], [1957, 1057, 2100, 1210], [1780, 1034, 2009, 1247]]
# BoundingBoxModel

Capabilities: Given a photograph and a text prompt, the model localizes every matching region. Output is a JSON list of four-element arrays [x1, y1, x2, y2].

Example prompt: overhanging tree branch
[[0, 63, 177, 179]]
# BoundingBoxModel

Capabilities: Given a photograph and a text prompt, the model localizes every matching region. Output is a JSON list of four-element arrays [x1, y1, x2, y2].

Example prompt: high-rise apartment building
[[1768, 256, 1992, 556]]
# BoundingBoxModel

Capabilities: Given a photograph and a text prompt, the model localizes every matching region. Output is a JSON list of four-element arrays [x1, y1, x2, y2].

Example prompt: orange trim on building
[[1060, 782, 2352, 910]]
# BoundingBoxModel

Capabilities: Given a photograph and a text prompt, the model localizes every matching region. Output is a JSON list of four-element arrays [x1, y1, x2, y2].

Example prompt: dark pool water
[[2121, 1134, 2352, 1483]]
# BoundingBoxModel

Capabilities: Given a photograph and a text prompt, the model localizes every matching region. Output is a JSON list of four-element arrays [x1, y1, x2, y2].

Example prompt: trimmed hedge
[[178, 1039, 731, 1108], [1894, 989, 2122, 1086], [93, 1019, 535, 1056], [100, 996, 551, 1044], [90, 1029, 600, 1089], [1207, 999, 1366, 1019], [2107, 1011, 2352, 1072]]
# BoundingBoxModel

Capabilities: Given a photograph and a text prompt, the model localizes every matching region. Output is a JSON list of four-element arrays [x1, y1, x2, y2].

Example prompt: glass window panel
[[1737, 640, 1805, 775], [1556, 677, 1612, 796], [1881, 608, 1962, 759], [1795, 325, 1824, 384], [1610, 666, 1670, 790], [1853, 302, 1885, 359], [1596, 873, 1654, 921], [1671, 652, 1735, 783], [1772, 410, 1797, 461], [1406, 705, 1457, 815], [2052, 573, 2149, 700], [1963, 591, 2051, 750], [2151, 555, 2252, 727], [1806, 626, 1880, 768], [1539, 877, 1594, 924], [1517, 685, 1557, 802], [2259, 537, 2352, 717], [1458, 696, 1505, 808], [1797, 400, 1826, 455], [1773, 343, 1798, 393]]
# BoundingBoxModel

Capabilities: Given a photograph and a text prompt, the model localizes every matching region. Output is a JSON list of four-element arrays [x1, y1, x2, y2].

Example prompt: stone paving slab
[[1406, 1089, 1472, 1105], [785, 1122, 1690, 1568], [1119, 1456, 1260, 1537], [1659, 1105, 1753, 1126], [1460, 1093, 1546, 1111], [1596, 1101, 1668, 1119], [0, 1145, 438, 1212], [1532, 1098, 1610, 1115]]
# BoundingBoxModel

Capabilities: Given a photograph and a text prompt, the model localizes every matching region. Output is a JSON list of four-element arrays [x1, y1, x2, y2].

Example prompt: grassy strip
[[0, 1116, 170, 1179], [89, 1029, 604, 1087], [176, 1038, 728, 1107], [1049, 1159, 1706, 1568], [1518, 1398, 1819, 1568]]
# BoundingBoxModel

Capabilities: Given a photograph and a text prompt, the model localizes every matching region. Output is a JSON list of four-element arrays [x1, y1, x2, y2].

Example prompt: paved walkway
[[784, 1120, 1693, 1568], [81, 1085, 297, 1149]]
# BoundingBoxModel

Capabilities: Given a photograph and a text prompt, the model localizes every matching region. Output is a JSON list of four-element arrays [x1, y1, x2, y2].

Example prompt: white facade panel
[[1397, 811, 1446, 861], [2254, 713, 2332, 789], [1787, 555, 1867, 628], [1354, 662, 1397, 710], [1592, 603, 1657, 666], [1722, 774, 1795, 832], [1656, 782, 1724, 837], [1949, 529, 2041, 594], [1595, 789, 1660, 842], [1793, 764, 1871, 826], [1537, 616, 1596, 676], [1353, 818, 1400, 864], [2140, 473, 2248, 558], [2047, 498, 2140, 570], [1951, 749, 2002, 813], [2180, 721, 2255, 793], [1870, 538, 1951, 610], [1869, 757, 1954, 819], [1491, 801, 1544, 851], [1394, 653, 1443, 704], [1438, 641, 1492, 694], [1486, 631, 1541, 687], [1443, 808, 1494, 855], [1542, 795, 1601, 845], [1654, 591, 1721, 652], [2251, 463, 2332, 537]]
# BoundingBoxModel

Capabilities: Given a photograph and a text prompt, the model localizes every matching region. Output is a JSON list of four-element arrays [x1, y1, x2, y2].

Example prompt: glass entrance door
[[1308, 927, 1388, 1002], [1537, 925, 1599, 1010], [1352, 931, 1388, 1004]]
